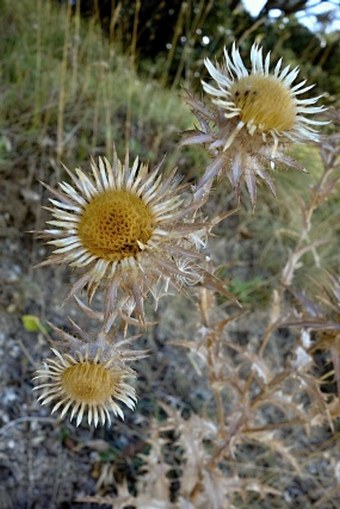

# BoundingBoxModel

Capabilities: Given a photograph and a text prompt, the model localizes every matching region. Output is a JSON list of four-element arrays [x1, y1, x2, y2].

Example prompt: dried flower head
[[183, 42, 326, 205], [34, 347, 137, 427], [40, 149, 208, 324]]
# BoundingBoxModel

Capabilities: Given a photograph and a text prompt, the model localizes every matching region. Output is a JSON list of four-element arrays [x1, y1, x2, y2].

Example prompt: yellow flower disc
[[78, 189, 154, 262], [61, 361, 119, 404], [231, 75, 296, 132]]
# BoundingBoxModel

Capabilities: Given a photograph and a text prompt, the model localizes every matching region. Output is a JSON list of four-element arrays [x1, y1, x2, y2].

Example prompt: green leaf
[[22, 314, 48, 334]]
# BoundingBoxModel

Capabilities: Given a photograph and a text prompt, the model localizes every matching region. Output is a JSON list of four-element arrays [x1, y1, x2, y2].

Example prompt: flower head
[[183, 42, 327, 205], [34, 347, 137, 427], [40, 149, 207, 324]]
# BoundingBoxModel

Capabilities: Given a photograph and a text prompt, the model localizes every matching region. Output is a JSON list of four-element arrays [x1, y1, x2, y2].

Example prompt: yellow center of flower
[[231, 75, 296, 132], [61, 362, 120, 404], [78, 189, 154, 262]]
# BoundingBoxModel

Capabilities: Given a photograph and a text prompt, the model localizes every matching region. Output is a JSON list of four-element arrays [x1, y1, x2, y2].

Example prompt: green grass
[[0, 0, 197, 177]]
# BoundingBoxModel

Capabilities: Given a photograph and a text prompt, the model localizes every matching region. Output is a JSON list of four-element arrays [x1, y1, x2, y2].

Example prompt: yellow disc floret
[[78, 189, 154, 262], [231, 75, 296, 132], [61, 361, 120, 404]]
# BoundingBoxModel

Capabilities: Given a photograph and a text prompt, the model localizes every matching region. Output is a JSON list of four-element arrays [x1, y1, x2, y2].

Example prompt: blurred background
[[73, 0, 340, 92], [1, 0, 339, 174]]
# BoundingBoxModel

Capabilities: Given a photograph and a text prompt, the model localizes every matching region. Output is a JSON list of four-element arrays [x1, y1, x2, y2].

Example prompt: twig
[[0, 416, 57, 436]]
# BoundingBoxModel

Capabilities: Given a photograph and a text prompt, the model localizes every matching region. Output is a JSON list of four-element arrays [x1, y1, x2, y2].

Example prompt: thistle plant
[[182, 43, 327, 205], [34, 147, 219, 426], [3, 0, 339, 504], [29, 37, 339, 509], [33, 323, 147, 427], [34, 347, 137, 427], [79, 138, 339, 502], [38, 149, 211, 326]]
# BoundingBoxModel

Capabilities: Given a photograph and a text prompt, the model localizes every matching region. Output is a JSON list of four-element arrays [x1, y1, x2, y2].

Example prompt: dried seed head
[[62, 361, 121, 403], [34, 348, 137, 427], [183, 42, 327, 206], [78, 189, 154, 262], [230, 75, 296, 132], [39, 149, 209, 324]]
